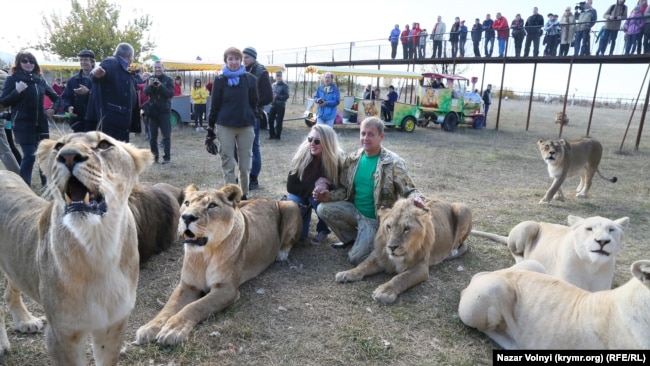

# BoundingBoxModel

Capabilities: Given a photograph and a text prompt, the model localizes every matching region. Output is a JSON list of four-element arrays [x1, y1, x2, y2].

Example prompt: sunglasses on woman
[[307, 136, 321, 145], [20, 59, 34, 64]]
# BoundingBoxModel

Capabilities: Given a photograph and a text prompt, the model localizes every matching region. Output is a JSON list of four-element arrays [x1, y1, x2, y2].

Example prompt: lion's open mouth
[[63, 175, 106, 216], [183, 229, 207, 246]]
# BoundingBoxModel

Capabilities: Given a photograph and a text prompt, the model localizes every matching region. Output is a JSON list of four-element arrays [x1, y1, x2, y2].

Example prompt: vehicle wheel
[[472, 116, 485, 129], [170, 110, 180, 128], [304, 113, 315, 128], [442, 113, 458, 132], [401, 116, 416, 132]]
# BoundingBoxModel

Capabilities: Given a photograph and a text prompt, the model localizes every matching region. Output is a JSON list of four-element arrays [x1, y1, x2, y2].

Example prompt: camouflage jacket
[[329, 147, 424, 213]]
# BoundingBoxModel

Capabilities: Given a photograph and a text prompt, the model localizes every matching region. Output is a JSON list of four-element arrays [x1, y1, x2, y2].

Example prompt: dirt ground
[[2, 99, 649, 365]]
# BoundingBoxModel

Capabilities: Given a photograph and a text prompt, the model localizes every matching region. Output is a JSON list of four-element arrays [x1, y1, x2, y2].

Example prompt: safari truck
[[417, 73, 485, 131], [161, 59, 285, 126], [303, 66, 423, 132]]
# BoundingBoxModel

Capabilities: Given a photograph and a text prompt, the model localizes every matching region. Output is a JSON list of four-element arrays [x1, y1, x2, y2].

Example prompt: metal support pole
[[525, 63, 537, 131], [586, 64, 602, 136]]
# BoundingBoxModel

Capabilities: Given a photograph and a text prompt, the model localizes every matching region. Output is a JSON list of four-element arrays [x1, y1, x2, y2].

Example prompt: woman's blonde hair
[[289, 124, 343, 184]]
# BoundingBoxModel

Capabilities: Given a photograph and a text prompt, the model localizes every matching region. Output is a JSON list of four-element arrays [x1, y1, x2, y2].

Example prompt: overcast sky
[[2, 0, 646, 98]]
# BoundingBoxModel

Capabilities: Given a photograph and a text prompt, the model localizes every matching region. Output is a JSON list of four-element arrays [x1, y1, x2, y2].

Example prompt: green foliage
[[37, 0, 154, 62]]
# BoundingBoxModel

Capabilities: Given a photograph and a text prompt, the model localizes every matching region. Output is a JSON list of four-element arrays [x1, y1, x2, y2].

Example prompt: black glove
[[206, 127, 216, 138]]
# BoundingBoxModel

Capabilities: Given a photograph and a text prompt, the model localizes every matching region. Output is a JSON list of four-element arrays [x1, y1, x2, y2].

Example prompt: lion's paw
[[335, 270, 363, 283], [372, 285, 398, 304], [14, 316, 45, 334], [0, 329, 10, 355], [576, 193, 587, 198], [156, 318, 192, 346], [134, 321, 164, 345], [539, 199, 551, 205], [276, 250, 289, 262]]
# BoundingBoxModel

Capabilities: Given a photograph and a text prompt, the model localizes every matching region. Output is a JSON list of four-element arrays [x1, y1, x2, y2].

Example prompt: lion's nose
[[57, 149, 88, 170], [388, 243, 399, 252], [182, 213, 198, 226], [596, 239, 610, 249]]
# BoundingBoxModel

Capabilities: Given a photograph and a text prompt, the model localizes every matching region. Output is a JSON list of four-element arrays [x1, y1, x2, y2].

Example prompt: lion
[[471, 215, 628, 291], [335, 197, 472, 304], [421, 88, 438, 108], [538, 137, 617, 204], [130, 182, 184, 263], [554, 111, 569, 125], [362, 101, 378, 117], [458, 259, 650, 349], [135, 184, 301, 345], [0, 131, 152, 364]]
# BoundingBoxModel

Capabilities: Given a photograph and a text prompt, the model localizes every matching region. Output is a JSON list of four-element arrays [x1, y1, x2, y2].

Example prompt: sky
[[2, 0, 647, 99]]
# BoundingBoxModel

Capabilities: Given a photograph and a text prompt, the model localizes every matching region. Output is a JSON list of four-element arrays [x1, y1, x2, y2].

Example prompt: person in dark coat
[[0, 51, 58, 188], [61, 49, 95, 132], [86, 43, 137, 142]]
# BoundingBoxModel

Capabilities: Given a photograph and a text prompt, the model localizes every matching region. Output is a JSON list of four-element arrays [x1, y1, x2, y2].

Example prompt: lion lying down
[[459, 259, 650, 349], [336, 197, 472, 304], [135, 184, 302, 346], [0, 132, 152, 365], [471, 215, 628, 291]]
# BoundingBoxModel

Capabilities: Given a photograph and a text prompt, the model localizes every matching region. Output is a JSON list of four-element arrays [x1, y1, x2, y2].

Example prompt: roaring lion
[[471, 215, 628, 291], [335, 197, 472, 304], [538, 137, 617, 204], [135, 184, 301, 346], [0, 132, 152, 364], [458, 259, 650, 349], [130, 182, 184, 263], [363, 101, 378, 117]]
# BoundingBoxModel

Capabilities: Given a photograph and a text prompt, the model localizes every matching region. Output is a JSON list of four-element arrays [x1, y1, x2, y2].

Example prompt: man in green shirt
[[315, 117, 425, 264]]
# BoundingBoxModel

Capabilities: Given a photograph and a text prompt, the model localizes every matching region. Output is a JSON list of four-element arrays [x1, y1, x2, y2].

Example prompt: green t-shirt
[[354, 152, 380, 219]]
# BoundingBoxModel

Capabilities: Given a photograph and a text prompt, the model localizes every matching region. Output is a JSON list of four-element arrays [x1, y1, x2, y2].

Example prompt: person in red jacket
[[411, 22, 422, 59], [493, 12, 509, 57], [400, 24, 411, 59]]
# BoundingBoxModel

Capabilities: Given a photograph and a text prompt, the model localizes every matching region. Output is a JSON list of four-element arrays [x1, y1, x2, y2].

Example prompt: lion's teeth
[[65, 193, 72, 204], [84, 192, 90, 205]]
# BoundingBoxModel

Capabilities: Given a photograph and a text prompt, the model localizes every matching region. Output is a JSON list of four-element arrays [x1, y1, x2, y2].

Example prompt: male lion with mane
[[135, 184, 301, 346], [459, 259, 650, 349], [335, 197, 472, 304], [0, 131, 153, 365], [538, 137, 617, 204]]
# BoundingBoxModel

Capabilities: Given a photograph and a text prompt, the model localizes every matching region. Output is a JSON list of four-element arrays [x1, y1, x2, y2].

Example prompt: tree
[[37, 0, 154, 62]]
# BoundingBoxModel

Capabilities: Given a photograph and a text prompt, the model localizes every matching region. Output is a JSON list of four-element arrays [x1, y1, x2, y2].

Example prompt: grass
[[2, 98, 650, 365]]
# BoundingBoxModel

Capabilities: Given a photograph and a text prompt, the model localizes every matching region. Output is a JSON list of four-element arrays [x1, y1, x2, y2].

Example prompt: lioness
[[0, 132, 152, 364], [471, 215, 628, 291], [458, 259, 650, 349], [335, 197, 472, 304], [135, 184, 301, 345], [538, 137, 617, 204]]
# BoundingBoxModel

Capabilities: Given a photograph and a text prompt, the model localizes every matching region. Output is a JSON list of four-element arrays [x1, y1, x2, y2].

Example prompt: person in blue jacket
[[312, 72, 340, 128]]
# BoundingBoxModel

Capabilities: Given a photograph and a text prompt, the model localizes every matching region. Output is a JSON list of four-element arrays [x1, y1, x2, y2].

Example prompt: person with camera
[[574, 0, 598, 55], [524, 7, 545, 57], [61, 49, 95, 132], [86, 42, 136, 142], [0, 51, 58, 188], [312, 72, 340, 128], [144, 60, 174, 164], [598, 0, 628, 56]]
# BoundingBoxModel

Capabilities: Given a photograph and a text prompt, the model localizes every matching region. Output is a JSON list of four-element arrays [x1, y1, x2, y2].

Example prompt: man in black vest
[[523, 7, 545, 57], [144, 60, 174, 164], [243, 47, 273, 190]]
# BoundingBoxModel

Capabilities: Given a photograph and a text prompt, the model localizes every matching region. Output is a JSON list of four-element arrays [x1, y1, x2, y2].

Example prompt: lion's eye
[[403, 227, 410, 234], [97, 140, 113, 150], [184, 200, 190, 207], [54, 142, 64, 151], [208, 202, 218, 209], [385, 224, 391, 233]]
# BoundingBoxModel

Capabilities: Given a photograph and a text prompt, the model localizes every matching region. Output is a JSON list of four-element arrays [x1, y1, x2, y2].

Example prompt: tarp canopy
[[40, 61, 80, 71], [161, 59, 285, 73], [306, 65, 423, 80], [422, 73, 469, 81]]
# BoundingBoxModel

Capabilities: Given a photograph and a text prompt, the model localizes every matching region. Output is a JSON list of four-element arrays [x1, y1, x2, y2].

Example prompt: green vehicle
[[303, 66, 423, 132], [417, 73, 485, 131]]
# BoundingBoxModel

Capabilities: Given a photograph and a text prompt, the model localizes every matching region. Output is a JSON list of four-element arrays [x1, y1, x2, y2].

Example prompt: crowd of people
[[389, 1, 650, 59]]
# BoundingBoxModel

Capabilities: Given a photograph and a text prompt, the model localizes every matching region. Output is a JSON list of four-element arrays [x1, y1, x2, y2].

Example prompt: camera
[[0, 111, 11, 120], [575, 1, 586, 12], [315, 98, 325, 104], [152, 78, 161, 87]]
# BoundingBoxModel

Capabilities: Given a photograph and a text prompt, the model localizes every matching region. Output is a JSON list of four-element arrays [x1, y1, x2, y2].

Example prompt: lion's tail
[[470, 230, 508, 245], [596, 169, 617, 183]]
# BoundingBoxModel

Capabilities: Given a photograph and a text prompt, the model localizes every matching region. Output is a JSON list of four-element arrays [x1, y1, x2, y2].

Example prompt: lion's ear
[[631, 260, 650, 286], [186, 184, 199, 193], [36, 138, 57, 173], [567, 215, 584, 226], [222, 184, 243, 204], [122, 142, 154, 175], [537, 139, 545, 146], [559, 139, 567, 146]]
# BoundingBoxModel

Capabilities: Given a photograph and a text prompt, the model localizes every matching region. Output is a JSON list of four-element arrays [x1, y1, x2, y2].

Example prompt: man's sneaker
[[249, 180, 259, 190], [310, 231, 329, 245]]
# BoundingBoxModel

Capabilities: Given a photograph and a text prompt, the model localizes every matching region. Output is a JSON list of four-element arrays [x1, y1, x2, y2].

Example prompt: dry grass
[[2, 99, 649, 365]]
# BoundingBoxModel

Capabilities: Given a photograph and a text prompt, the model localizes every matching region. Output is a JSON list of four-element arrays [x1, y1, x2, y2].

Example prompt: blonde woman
[[287, 124, 343, 244], [559, 7, 576, 56], [191, 79, 208, 131]]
